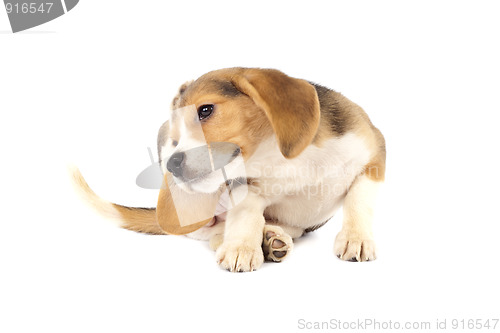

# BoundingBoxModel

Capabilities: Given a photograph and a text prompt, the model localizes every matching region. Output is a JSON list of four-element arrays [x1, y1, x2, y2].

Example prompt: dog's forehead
[[179, 76, 241, 107]]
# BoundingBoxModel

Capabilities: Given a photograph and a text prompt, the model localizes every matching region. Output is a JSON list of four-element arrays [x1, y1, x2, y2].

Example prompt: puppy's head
[[158, 68, 321, 193]]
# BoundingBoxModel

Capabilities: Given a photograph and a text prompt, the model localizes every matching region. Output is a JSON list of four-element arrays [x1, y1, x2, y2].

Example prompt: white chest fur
[[245, 133, 371, 229]]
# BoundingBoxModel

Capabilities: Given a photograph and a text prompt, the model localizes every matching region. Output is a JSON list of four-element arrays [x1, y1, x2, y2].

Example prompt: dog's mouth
[[176, 175, 239, 196], [173, 171, 220, 193]]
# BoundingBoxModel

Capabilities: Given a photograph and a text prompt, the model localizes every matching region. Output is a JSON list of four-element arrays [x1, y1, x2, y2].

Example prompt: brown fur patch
[[354, 116, 386, 182], [363, 127, 386, 182]]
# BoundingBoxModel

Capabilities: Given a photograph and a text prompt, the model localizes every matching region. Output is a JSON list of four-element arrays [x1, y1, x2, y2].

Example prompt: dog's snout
[[166, 152, 185, 177]]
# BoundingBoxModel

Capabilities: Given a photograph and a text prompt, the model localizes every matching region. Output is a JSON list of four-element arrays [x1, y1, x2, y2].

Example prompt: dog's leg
[[215, 191, 266, 272], [209, 234, 224, 251], [334, 174, 380, 262], [262, 224, 294, 262]]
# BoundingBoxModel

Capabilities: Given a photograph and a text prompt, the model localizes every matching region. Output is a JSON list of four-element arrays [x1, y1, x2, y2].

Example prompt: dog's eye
[[197, 104, 214, 120]]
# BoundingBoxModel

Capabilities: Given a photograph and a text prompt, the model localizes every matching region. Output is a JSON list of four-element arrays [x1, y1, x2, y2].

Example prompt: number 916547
[[5, 2, 53, 14]]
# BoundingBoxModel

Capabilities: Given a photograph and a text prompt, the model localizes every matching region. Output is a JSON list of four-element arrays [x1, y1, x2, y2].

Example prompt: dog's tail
[[69, 166, 167, 235]]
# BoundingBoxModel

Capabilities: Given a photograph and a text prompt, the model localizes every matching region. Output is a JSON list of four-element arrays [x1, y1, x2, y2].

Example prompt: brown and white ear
[[232, 69, 320, 158], [156, 173, 219, 235], [171, 80, 194, 110]]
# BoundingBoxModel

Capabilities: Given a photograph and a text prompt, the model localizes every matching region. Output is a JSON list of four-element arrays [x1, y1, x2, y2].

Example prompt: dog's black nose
[[166, 152, 185, 177]]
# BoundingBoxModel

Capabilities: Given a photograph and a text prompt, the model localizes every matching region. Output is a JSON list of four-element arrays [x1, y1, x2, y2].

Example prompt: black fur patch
[[304, 219, 329, 233], [213, 80, 241, 97], [310, 82, 349, 135]]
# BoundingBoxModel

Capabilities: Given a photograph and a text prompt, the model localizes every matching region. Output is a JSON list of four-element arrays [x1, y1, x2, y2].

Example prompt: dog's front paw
[[215, 242, 264, 272], [334, 230, 376, 262]]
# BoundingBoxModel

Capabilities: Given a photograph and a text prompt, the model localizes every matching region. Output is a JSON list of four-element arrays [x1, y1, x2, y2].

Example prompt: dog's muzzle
[[166, 142, 242, 182]]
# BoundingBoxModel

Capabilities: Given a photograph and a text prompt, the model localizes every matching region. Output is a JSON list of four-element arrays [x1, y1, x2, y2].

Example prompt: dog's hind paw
[[262, 225, 293, 262]]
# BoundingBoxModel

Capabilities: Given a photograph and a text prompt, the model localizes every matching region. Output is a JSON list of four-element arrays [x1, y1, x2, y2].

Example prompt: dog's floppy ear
[[156, 173, 218, 235], [232, 69, 320, 158]]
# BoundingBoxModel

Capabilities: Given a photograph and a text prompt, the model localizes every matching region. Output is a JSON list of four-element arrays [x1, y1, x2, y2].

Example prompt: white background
[[1, 1, 499, 332]]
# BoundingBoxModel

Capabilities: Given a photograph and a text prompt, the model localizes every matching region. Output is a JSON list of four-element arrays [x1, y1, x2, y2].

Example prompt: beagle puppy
[[72, 67, 386, 272]]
